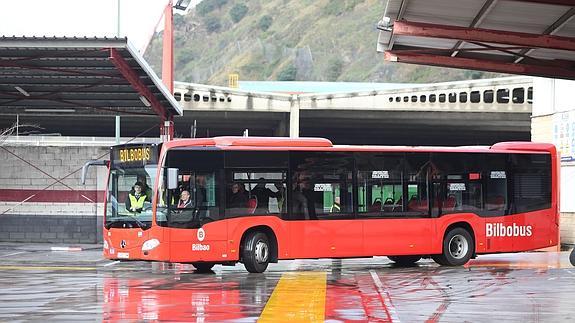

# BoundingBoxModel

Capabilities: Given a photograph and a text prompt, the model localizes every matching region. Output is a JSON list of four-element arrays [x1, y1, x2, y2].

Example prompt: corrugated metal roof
[[0, 36, 181, 118], [377, 0, 575, 79]]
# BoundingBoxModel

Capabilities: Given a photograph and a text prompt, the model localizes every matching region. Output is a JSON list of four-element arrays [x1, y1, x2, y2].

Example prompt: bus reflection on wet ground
[[1, 249, 575, 322]]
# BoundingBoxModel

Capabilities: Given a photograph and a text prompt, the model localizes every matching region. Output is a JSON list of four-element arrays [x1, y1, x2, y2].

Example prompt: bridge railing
[[173, 81, 292, 112], [298, 76, 532, 112], [173, 77, 532, 113]]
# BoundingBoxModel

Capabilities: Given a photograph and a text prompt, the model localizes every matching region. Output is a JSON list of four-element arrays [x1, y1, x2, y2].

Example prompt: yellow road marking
[[259, 271, 327, 323], [0, 266, 97, 271]]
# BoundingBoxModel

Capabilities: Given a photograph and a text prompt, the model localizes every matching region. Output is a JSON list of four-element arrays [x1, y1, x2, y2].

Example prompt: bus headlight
[[103, 240, 109, 249], [142, 239, 160, 252]]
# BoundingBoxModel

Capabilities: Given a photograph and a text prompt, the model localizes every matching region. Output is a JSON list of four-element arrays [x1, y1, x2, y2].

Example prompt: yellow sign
[[228, 73, 239, 88], [119, 147, 151, 163]]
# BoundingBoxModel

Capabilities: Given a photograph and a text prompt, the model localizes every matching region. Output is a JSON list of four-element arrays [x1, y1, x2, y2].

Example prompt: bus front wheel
[[242, 231, 270, 273], [433, 227, 474, 266]]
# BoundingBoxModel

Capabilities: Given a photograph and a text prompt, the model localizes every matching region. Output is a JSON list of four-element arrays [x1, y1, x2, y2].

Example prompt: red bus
[[98, 137, 559, 273]]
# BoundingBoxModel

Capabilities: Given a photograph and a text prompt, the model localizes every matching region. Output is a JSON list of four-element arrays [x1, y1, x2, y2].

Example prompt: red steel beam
[[393, 20, 575, 52], [162, 0, 174, 94], [384, 51, 575, 80], [109, 48, 168, 120]]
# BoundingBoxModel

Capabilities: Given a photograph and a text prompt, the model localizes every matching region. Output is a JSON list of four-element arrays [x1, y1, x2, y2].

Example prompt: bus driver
[[126, 182, 147, 213]]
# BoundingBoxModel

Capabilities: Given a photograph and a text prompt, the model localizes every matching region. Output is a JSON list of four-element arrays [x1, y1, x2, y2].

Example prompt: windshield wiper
[[106, 216, 147, 229]]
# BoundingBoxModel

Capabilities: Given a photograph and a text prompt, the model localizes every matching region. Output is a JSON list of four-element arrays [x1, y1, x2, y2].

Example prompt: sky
[[0, 0, 175, 53]]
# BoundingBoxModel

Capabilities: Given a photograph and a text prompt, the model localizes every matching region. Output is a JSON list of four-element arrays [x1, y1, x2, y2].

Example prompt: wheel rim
[[255, 240, 269, 264], [448, 234, 469, 259]]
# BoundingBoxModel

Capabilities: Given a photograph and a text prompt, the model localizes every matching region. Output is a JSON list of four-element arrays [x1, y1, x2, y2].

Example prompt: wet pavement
[[1, 244, 575, 322]]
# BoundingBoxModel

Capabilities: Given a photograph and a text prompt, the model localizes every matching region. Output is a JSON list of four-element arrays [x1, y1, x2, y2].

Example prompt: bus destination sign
[[111, 144, 159, 168]]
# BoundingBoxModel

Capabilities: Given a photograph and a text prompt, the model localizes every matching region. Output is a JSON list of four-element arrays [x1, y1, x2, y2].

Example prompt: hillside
[[144, 0, 504, 86]]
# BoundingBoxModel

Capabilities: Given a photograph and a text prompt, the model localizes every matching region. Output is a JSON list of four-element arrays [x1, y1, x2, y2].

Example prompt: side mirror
[[167, 168, 179, 189], [81, 160, 109, 185]]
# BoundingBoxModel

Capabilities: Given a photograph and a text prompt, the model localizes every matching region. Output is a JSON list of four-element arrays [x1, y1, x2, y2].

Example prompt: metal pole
[[115, 116, 120, 144], [116, 0, 121, 37], [16, 114, 19, 137]]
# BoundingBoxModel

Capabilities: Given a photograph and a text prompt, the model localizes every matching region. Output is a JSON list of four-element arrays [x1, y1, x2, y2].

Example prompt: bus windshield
[[106, 165, 157, 230]]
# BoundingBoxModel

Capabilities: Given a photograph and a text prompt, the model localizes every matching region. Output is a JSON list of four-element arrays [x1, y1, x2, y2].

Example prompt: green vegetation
[[326, 58, 344, 81], [229, 3, 249, 23], [145, 0, 503, 85], [204, 16, 221, 33], [258, 15, 273, 31], [196, 0, 229, 16], [277, 64, 297, 81]]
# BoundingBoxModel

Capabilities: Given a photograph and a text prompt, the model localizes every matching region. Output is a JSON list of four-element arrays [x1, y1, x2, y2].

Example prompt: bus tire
[[242, 231, 270, 273], [570, 248, 575, 266], [192, 262, 214, 272], [388, 255, 421, 266], [433, 227, 474, 266]]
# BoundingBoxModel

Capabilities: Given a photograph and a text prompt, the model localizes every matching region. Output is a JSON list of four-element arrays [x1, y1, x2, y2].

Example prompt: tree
[[326, 58, 344, 81], [204, 16, 222, 33], [277, 65, 297, 81], [229, 3, 248, 23], [258, 15, 273, 32], [196, 0, 229, 16], [0, 123, 41, 145]]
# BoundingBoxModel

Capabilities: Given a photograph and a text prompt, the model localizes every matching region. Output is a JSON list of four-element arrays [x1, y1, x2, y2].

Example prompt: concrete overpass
[[0, 76, 533, 145], [172, 76, 532, 145]]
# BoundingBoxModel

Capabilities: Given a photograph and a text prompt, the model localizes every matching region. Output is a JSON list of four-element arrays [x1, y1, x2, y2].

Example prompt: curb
[[50, 246, 83, 252]]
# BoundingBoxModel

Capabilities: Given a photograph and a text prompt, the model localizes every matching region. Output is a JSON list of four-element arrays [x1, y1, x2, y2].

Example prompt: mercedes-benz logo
[[120, 240, 126, 249]]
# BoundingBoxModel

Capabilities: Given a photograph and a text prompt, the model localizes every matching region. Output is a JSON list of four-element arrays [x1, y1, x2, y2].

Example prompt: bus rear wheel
[[242, 231, 270, 273], [388, 255, 422, 266], [433, 227, 474, 266], [192, 262, 214, 272]]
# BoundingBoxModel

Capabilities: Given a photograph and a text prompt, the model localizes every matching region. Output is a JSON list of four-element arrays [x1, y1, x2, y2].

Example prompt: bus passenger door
[[168, 171, 228, 262], [288, 179, 363, 259]]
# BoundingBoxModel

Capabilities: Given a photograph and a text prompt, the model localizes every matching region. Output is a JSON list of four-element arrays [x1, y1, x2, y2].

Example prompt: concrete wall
[[532, 78, 575, 246], [0, 140, 108, 243]]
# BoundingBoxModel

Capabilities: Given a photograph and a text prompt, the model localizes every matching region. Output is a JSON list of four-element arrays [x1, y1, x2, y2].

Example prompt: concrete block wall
[[0, 143, 108, 243]]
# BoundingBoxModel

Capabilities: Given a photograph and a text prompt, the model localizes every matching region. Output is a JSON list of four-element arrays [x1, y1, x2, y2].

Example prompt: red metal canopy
[[377, 0, 575, 79], [0, 37, 182, 120]]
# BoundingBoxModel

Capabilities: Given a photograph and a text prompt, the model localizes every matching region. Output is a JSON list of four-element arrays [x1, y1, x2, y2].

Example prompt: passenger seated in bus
[[251, 178, 282, 214], [369, 198, 382, 212], [228, 183, 248, 209], [383, 197, 395, 212], [246, 196, 258, 214], [177, 190, 192, 209], [126, 182, 147, 213]]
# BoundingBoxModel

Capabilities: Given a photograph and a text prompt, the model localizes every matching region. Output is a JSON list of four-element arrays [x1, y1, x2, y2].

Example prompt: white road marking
[[370, 270, 401, 323], [1, 251, 26, 257], [103, 260, 121, 267]]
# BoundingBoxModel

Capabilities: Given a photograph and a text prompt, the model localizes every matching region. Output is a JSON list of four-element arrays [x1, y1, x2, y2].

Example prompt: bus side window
[[290, 152, 354, 220], [225, 171, 286, 219]]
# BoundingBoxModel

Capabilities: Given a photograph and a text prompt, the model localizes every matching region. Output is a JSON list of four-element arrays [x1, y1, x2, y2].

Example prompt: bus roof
[[162, 137, 555, 155]]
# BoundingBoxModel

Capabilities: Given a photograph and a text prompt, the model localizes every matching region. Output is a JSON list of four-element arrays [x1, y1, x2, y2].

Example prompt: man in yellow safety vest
[[126, 182, 147, 213]]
